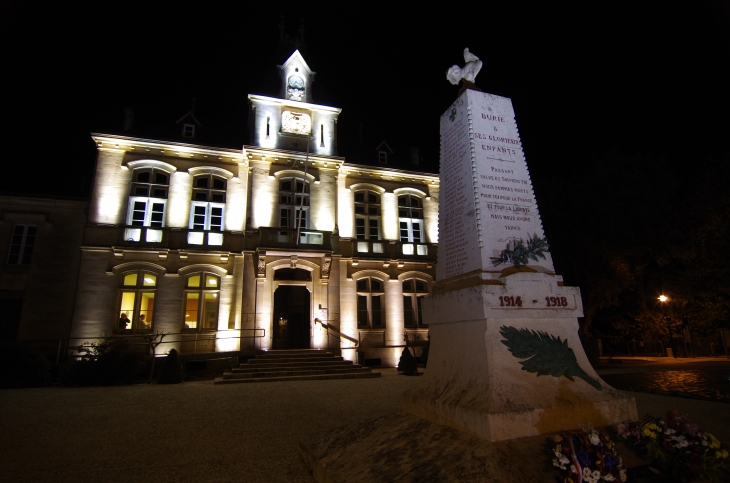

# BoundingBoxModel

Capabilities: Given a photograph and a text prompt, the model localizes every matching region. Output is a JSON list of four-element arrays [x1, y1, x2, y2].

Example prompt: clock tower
[[248, 50, 341, 156]]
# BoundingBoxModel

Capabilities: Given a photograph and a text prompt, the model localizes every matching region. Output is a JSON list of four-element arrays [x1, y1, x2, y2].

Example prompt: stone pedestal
[[403, 89, 637, 441]]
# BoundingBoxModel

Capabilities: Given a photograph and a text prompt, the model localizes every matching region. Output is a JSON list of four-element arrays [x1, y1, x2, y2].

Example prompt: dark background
[[3, 2, 729, 337], [3, 2, 728, 194]]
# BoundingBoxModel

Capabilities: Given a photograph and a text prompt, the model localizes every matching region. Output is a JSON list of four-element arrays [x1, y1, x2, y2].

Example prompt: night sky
[[3, 2, 729, 197]]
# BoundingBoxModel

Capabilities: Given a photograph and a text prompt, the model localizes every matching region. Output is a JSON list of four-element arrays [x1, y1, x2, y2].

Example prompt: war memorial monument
[[301, 49, 638, 481]]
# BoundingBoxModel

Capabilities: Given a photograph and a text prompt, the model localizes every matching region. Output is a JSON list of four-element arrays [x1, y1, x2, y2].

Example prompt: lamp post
[[658, 295, 676, 358]]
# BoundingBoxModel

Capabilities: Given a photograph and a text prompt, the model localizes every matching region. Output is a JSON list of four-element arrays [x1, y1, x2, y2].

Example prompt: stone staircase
[[214, 349, 380, 384]]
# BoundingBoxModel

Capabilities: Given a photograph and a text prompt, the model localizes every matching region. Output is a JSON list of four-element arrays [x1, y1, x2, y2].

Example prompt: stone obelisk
[[403, 51, 637, 442]]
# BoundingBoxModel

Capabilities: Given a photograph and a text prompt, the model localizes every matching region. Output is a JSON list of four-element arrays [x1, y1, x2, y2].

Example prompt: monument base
[[299, 412, 647, 483], [403, 271, 638, 442]]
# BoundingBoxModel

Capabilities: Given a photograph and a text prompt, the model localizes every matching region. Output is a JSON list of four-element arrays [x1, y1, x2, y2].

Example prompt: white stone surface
[[439, 90, 554, 281], [404, 89, 637, 441]]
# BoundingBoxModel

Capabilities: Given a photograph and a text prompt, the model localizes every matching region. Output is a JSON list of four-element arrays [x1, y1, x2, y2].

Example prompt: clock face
[[281, 111, 311, 135], [287, 75, 305, 101]]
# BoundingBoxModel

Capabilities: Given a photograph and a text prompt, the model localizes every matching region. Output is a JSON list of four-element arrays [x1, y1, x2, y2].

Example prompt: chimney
[[409, 146, 420, 166], [123, 107, 134, 131]]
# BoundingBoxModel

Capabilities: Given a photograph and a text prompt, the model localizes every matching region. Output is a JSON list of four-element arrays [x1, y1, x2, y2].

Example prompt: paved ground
[[2, 363, 729, 483], [596, 357, 730, 402]]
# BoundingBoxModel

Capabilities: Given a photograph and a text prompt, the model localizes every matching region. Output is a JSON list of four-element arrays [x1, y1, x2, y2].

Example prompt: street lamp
[[658, 295, 676, 358]]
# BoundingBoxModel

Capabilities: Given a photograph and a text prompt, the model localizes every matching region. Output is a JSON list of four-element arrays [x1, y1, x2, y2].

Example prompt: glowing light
[[658, 295, 669, 302], [144, 277, 154, 284]]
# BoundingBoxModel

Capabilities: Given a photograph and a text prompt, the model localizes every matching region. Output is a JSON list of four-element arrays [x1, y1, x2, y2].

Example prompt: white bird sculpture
[[446, 48, 483, 85]]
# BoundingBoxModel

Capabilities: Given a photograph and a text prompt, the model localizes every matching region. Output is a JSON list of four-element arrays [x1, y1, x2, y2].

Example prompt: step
[[232, 361, 355, 372], [259, 349, 332, 355], [214, 371, 381, 384], [245, 357, 344, 365], [254, 353, 337, 359], [221, 367, 372, 379]]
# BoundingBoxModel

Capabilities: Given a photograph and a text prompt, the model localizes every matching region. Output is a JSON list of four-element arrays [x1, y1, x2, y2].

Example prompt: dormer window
[[182, 123, 195, 139], [378, 151, 388, 164]]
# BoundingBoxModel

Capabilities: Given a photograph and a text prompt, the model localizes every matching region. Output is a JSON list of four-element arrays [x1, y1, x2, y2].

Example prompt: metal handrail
[[314, 319, 358, 348], [55, 328, 266, 363]]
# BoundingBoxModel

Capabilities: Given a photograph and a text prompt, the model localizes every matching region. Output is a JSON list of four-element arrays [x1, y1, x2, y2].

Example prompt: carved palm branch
[[499, 326, 601, 391]]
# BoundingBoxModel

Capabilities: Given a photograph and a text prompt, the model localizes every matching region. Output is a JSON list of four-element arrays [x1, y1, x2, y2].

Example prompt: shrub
[[59, 338, 143, 386], [0, 341, 51, 388], [157, 348, 184, 384], [397, 346, 418, 375]]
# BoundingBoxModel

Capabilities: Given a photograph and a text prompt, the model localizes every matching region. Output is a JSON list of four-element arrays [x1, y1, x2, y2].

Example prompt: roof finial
[[299, 16, 305, 46], [278, 15, 285, 41]]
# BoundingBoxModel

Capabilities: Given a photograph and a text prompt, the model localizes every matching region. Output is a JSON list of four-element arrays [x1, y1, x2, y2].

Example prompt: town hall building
[[60, 50, 440, 366]]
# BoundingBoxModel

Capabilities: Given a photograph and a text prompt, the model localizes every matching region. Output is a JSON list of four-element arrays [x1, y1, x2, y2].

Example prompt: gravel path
[[2, 368, 728, 483]]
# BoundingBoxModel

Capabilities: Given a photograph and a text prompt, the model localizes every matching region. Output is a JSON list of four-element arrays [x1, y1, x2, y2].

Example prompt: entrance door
[[273, 285, 311, 349]]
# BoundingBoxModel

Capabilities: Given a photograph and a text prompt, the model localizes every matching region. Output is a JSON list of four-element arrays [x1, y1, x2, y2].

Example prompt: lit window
[[279, 177, 309, 230], [403, 278, 429, 328], [398, 195, 425, 243], [354, 190, 381, 240], [183, 273, 220, 331], [7, 225, 36, 265], [188, 174, 226, 245], [127, 168, 169, 230], [117, 272, 157, 332], [356, 277, 385, 329]]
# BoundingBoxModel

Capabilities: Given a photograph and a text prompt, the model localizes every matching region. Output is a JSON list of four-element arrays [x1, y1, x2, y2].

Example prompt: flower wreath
[[550, 429, 626, 483]]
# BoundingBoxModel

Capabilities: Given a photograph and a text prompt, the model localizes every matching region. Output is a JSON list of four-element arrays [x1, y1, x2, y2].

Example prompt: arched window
[[183, 273, 220, 331], [126, 168, 170, 242], [402, 278, 429, 328], [354, 190, 381, 240], [356, 277, 385, 329], [117, 272, 157, 332], [279, 177, 309, 230], [398, 195, 424, 243], [129, 168, 169, 226], [188, 174, 226, 246]]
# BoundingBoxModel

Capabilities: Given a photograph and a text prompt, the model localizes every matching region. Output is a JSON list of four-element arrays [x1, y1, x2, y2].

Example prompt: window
[[378, 151, 388, 164], [7, 225, 36, 265], [188, 175, 226, 245], [127, 168, 169, 242], [354, 190, 381, 240], [182, 123, 195, 139], [398, 195, 425, 243], [403, 278, 429, 328], [279, 178, 309, 230], [183, 273, 220, 330], [356, 277, 384, 329], [117, 272, 157, 332]]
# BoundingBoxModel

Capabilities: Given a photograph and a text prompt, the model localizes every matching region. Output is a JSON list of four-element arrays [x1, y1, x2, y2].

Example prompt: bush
[[59, 338, 143, 386], [0, 341, 51, 388], [157, 348, 184, 384], [397, 346, 418, 375]]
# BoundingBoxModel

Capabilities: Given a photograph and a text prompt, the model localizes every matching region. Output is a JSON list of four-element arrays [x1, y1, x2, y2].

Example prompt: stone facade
[[0, 195, 87, 348], [59, 50, 440, 367]]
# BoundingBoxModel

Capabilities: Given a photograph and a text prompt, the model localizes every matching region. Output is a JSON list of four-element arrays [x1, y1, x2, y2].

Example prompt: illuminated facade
[[68, 50, 439, 366]]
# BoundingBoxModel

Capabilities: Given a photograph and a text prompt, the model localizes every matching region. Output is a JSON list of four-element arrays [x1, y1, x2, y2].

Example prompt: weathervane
[[446, 48, 483, 88]]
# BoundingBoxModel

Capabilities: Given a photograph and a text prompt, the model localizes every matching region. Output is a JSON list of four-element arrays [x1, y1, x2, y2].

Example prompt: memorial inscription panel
[[439, 90, 554, 280]]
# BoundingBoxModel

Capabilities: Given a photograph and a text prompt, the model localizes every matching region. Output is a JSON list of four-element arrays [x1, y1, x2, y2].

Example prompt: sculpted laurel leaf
[[499, 326, 602, 391]]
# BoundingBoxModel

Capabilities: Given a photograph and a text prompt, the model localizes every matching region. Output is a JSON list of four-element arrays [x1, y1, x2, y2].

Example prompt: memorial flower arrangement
[[550, 429, 626, 483], [617, 411, 729, 482]]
